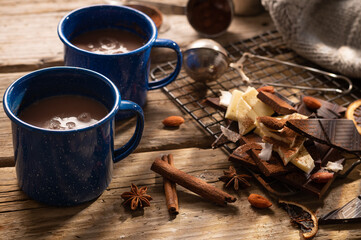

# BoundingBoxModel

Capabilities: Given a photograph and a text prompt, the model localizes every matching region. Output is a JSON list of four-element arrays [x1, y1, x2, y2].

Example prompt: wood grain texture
[[0, 0, 274, 73], [0, 148, 360, 239], [1, 1, 360, 239]]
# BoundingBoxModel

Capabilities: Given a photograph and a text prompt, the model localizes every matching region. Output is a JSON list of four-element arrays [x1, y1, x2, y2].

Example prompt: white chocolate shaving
[[219, 90, 232, 107], [325, 161, 343, 172], [220, 125, 240, 143], [258, 142, 273, 161]]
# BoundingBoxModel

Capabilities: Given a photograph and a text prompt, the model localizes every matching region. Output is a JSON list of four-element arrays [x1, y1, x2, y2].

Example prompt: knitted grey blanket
[[262, 0, 361, 78]]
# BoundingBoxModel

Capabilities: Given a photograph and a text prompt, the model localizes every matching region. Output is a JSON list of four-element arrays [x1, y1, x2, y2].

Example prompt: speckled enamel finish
[[58, 5, 182, 119], [3, 67, 144, 206]]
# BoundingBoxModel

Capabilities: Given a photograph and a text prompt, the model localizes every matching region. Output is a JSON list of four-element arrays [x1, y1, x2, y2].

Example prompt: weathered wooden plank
[[0, 0, 187, 16], [2, 1, 361, 239], [0, 148, 360, 239], [0, 0, 274, 73]]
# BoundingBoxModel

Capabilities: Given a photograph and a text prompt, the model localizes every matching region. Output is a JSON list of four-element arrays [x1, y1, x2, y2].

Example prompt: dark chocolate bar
[[319, 195, 361, 224], [257, 91, 297, 115], [286, 119, 361, 153], [247, 149, 296, 177]]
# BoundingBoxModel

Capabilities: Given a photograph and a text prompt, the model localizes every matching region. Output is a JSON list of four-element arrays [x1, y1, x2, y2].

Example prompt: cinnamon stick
[[162, 154, 179, 215], [151, 158, 237, 206]]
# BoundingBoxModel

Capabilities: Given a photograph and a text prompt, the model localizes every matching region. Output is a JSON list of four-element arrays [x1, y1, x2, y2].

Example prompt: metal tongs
[[230, 52, 353, 95]]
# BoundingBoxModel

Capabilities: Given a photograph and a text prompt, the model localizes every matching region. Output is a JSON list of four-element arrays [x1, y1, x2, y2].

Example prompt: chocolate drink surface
[[19, 95, 108, 130], [71, 28, 145, 54]]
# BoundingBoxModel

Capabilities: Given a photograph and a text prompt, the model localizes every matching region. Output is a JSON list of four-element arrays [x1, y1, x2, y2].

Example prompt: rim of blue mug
[[57, 4, 158, 57], [3, 66, 120, 134]]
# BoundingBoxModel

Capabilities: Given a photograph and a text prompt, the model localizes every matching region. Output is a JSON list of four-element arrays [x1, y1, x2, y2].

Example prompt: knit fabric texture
[[262, 0, 361, 78]]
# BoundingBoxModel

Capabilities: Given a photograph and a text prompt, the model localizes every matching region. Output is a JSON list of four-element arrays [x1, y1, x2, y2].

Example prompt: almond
[[303, 96, 321, 111], [310, 171, 334, 183], [248, 193, 272, 209], [162, 116, 185, 127], [257, 86, 275, 93]]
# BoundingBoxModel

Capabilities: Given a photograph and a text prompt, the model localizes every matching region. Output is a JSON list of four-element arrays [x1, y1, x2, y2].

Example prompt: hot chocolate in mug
[[58, 5, 182, 119], [3, 67, 144, 206]]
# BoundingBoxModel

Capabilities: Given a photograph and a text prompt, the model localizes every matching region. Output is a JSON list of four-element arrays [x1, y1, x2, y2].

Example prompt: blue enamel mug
[[3, 67, 144, 206], [58, 5, 182, 119]]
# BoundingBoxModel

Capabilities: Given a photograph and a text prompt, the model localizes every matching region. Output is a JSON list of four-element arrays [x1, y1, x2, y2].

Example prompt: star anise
[[121, 183, 153, 210], [219, 166, 252, 190]]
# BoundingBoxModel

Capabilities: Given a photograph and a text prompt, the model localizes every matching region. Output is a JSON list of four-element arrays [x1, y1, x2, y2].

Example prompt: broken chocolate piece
[[257, 91, 297, 115], [304, 140, 330, 167], [211, 133, 229, 149], [247, 149, 296, 177], [297, 96, 345, 119], [239, 133, 263, 145], [276, 171, 334, 198], [220, 125, 240, 143], [257, 116, 286, 130], [319, 195, 361, 224], [318, 98, 347, 114], [229, 133, 264, 171], [228, 143, 261, 171], [321, 148, 345, 167], [264, 135, 305, 166], [203, 97, 227, 112], [274, 92, 297, 107], [211, 121, 239, 149], [276, 146, 344, 198], [286, 119, 361, 153]]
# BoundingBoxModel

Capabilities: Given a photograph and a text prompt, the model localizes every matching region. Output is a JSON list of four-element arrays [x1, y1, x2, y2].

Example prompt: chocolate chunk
[[240, 133, 262, 145], [304, 140, 332, 167], [211, 121, 239, 149], [319, 195, 361, 224], [320, 148, 345, 167], [247, 149, 296, 177], [276, 170, 336, 198], [317, 97, 346, 114], [286, 119, 361, 153], [257, 91, 297, 115], [277, 143, 345, 198], [274, 92, 297, 107], [257, 116, 286, 130], [276, 140, 344, 198], [297, 95, 345, 119], [276, 151, 343, 198], [228, 143, 261, 171], [203, 97, 227, 112], [211, 133, 230, 149]]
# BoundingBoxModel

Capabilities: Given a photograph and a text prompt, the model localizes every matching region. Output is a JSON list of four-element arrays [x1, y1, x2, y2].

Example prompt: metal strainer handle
[[231, 52, 353, 95]]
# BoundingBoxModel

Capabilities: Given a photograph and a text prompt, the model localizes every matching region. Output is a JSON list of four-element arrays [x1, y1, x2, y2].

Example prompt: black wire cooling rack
[[150, 30, 361, 196]]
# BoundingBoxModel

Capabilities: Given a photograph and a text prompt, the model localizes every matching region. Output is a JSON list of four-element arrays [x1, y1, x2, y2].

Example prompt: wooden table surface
[[1, 1, 360, 239]]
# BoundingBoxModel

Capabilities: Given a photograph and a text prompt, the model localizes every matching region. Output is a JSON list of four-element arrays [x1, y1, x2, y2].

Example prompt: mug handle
[[147, 39, 182, 90], [114, 100, 144, 163]]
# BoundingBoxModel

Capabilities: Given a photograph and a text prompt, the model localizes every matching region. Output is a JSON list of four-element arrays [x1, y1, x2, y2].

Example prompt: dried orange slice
[[345, 99, 361, 134], [279, 200, 318, 239]]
